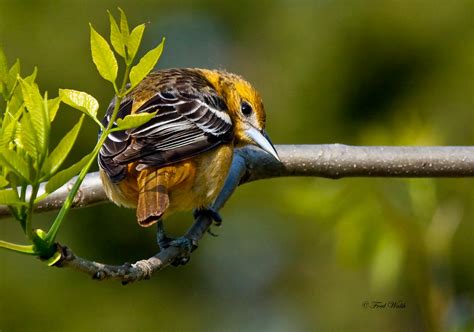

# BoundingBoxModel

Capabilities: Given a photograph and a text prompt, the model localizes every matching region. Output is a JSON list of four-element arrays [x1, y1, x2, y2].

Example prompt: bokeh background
[[1, 0, 473, 331]]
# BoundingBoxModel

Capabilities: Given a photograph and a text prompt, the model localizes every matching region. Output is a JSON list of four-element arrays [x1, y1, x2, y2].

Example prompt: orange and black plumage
[[98, 68, 279, 246]]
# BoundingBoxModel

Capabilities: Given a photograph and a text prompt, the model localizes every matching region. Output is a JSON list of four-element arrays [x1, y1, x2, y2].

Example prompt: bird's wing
[[98, 72, 233, 182]]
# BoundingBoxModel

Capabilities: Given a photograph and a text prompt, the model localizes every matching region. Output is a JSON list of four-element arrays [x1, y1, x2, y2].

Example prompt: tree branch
[[241, 144, 474, 181], [2, 144, 473, 218], [56, 214, 214, 284], [2, 144, 474, 283]]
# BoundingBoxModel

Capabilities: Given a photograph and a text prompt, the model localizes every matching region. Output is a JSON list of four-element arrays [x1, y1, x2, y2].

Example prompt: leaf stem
[[44, 63, 131, 246], [119, 66, 131, 97], [19, 183, 27, 222], [44, 133, 108, 245], [25, 184, 39, 240], [0, 240, 36, 255]]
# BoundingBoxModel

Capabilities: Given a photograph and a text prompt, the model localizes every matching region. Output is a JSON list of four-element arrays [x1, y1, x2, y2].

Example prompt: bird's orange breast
[[165, 144, 233, 217]]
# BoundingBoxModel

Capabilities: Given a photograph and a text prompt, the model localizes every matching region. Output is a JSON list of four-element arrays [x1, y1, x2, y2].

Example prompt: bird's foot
[[193, 208, 222, 226], [156, 220, 197, 266], [165, 236, 198, 266]]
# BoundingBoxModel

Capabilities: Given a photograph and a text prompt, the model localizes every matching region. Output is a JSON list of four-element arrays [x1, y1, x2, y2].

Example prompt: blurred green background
[[1, 0, 473, 331]]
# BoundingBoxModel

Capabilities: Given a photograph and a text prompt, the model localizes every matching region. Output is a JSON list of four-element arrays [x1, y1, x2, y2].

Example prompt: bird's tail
[[136, 168, 171, 227]]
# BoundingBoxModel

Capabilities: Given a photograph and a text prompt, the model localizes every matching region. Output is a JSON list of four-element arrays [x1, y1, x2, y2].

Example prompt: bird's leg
[[156, 219, 173, 249], [156, 219, 197, 266], [192, 152, 247, 236], [156, 152, 247, 264]]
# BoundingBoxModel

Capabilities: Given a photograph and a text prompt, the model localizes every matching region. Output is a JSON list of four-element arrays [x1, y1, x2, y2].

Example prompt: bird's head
[[202, 69, 280, 161]]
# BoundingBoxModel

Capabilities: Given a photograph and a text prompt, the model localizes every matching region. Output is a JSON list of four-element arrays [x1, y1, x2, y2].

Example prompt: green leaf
[[42, 115, 84, 176], [129, 38, 164, 88], [126, 24, 145, 64], [108, 10, 126, 58], [6, 59, 20, 95], [0, 109, 22, 148], [59, 89, 99, 120], [6, 87, 23, 116], [5, 67, 38, 119], [24, 66, 37, 84], [118, 8, 130, 40], [19, 111, 38, 159], [0, 175, 8, 188], [0, 188, 24, 206], [45, 249, 62, 266], [0, 47, 7, 79], [48, 96, 61, 122], [34, 228, 48, 240], [18, 78, 48, 154], [0, 47, 7, 94], [0, 148, 31, 181], [115, 111, 157, 130], [45, 153, 91, 194], [89, 24, 118, 84]]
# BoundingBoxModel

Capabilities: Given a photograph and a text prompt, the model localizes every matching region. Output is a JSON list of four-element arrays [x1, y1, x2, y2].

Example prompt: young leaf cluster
[[0, 50, 88, 262], [0, 9, 164, 263]]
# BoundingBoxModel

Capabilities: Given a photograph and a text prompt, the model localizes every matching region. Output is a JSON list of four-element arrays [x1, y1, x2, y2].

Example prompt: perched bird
[[98, 68, 279, 249]]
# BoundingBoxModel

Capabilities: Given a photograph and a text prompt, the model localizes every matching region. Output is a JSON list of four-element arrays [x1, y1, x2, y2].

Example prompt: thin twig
[[56, 215, 213, 284]]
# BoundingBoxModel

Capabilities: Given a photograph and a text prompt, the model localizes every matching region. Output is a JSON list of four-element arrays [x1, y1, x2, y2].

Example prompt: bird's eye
[[241, 101, 253, 116]]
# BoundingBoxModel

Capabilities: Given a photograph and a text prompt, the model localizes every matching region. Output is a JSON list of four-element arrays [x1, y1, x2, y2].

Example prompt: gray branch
[[2, 144, 473, 218], [2, 144, 474, 283]]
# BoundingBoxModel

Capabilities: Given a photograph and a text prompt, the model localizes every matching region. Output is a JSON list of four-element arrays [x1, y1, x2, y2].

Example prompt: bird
[[98, 68, 279, 252]]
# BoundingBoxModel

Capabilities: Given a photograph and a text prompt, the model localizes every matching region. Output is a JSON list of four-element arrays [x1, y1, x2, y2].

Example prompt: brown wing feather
[[136, 168, 170, 227], [98, 69, 233, 183]]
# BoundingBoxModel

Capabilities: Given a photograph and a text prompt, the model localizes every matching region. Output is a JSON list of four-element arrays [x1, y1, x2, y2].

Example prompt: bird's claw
[[207, 228, 219, 237], [156, 221, 198, 266], [166, 236, 198, 266], [194, 208, 222, 226]]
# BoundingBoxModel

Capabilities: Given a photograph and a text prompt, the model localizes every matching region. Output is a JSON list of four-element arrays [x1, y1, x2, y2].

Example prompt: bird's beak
[[245, 127, 280, 161]]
